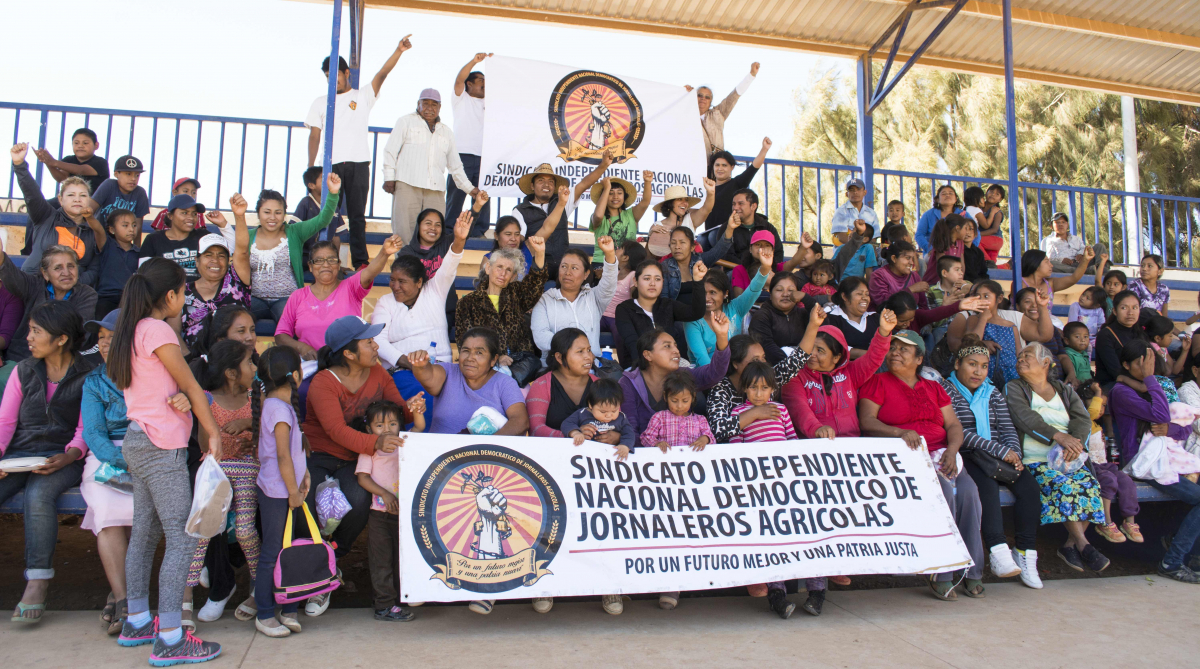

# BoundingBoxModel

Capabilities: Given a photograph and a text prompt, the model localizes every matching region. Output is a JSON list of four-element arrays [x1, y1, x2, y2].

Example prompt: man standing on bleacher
[[306, 34, 412, 269]]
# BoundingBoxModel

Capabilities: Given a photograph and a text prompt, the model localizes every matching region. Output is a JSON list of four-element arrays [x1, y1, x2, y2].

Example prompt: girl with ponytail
[[248, 345, 308, 638], [110, 258, 224, 662], [184, 340, 261, 624]]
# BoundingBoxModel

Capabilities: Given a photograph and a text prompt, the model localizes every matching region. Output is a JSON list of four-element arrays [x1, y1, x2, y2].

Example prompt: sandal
[[928, 577, 958, 601], [234, 596, 257, 621], [107, 599, 127, 636], [11, 602, 45, 623], [181, 601, 195, 632], [961, 579, 986, 598], [101, 592, 117, 624]]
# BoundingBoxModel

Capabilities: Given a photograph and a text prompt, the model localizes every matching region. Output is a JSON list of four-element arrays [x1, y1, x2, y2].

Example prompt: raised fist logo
[[582, 89, 612, 151], [473, 485, 509, 559]]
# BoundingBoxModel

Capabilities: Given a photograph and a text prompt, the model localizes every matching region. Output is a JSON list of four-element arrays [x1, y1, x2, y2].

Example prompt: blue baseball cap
[[85, 309, 120, 334], [325, 316, 384, 353], [166, 193, 205, 213], [845, 177, 866, 191]]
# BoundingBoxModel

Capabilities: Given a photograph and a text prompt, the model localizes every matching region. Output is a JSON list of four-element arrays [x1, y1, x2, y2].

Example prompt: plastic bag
[[1046, 445, 1088, 474], [316, 476, 351, 537], [1125, 434, 1200, 486], [94, 461, 134, 495], [186, 457, 233, 539], [467, 406, 508, 435]]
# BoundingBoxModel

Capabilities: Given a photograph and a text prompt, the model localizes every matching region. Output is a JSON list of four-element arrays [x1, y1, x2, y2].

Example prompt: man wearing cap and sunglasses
[[307, 35, 412, 269], [382, 88, 480, 244]]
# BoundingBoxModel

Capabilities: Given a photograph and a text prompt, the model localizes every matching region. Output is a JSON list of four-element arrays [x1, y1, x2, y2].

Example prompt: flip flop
[[12, 602, 45, 623], [101, 592, 117, 624], [928, 577, 958, 601], [962, 579, 986, 598]]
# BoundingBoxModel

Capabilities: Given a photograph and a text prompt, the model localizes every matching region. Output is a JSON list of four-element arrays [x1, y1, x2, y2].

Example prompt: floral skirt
[[1027, 462, 1105, 525]]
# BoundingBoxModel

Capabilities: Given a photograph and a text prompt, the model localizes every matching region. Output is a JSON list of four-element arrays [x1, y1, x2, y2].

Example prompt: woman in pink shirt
[[107, 259, 224, 663], [274, 235, 402, 360], [0, 301, 95, 623]]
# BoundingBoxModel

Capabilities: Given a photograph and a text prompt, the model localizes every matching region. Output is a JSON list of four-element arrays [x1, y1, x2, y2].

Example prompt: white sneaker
[[199, 566, 210, 589], [532, 597, 554, 613], [304, 592, 331, 617], [989, 544, 1021, 578], [1012, 548, 1044, 589], [255, 616, 291, 638], [601, 595, 624, 615], [196, 592, 234, 622]]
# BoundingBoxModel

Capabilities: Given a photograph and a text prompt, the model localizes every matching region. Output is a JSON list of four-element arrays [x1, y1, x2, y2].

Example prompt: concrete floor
[[2, 576, 1198, 668]]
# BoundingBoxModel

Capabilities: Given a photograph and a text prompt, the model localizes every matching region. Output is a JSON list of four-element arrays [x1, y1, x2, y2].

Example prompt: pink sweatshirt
[[0, 370, 87, 457]]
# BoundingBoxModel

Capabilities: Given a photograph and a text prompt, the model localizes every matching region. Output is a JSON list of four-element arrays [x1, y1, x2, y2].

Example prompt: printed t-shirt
[[139, 228, 210, 279], [257, 398, 306, 498], [125, 318, 190, 449], [275, 272, 371, 350], [91, 180, 149, 225], [859, 372, 951, 452]]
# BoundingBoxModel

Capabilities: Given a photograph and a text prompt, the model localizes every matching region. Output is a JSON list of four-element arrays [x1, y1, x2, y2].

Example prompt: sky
[[0, 0, 852, 214]]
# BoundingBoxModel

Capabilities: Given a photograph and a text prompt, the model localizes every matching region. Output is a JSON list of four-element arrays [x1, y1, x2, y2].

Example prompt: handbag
[[273, 503, 341, 604], [963, 448, 1020, 485]]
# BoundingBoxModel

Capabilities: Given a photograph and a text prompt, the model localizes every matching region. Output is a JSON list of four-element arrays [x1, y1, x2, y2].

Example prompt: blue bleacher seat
[[0, 487, 88, 515]]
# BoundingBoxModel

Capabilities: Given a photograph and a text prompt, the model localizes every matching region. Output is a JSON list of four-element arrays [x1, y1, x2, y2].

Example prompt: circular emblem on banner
[[548, 70, 645, 165], [411, 445, 565, 594]]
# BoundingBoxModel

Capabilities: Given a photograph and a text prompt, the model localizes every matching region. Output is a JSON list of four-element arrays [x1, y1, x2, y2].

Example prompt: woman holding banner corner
[[857, 329, 986, 602]]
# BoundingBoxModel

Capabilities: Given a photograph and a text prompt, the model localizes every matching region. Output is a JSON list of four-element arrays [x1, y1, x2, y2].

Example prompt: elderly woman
[[1006, 342, 1108, 583], [80, 309, 134, 634], [10, 143, 98, 283], [532, 239, 618, 369], [455, 237, 548, 387], [684, 244, 769, 365], [411, 326, 528, 436], [590, 174, 653, 266], [0, 301, 95, 622], [301, 315, 416, 615], [0, 243, 97, 373], [615, 260, 708, 366], [941, 334, 1040, 593], [646, 181, 715, 257], [275, 235, 401, 362], [1094, 290, 1147, 389], [858, 330, 985, 602], [748, 272, 817, 365], [947, 280, 1053, 387], [181, 196, 251, 350], [662, 223, 735, 301], [1109, 340, 1200, 583]]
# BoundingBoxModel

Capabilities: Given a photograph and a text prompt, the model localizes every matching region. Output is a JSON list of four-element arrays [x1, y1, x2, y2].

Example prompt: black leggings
[[965, 458, 1041, 551]]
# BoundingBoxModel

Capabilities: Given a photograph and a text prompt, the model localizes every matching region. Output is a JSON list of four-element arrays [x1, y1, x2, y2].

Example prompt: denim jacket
[[81, 364, 130, 470], [661, 235, 731, 301]]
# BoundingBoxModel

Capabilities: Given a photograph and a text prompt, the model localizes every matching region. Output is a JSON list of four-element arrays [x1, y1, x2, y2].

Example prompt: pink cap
[[750, 230, 775, 246]]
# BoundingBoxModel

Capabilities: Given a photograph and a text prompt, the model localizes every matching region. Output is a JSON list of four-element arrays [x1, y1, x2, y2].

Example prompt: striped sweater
[[938, 378, 1021, 459], [729, 402, 798, 443]]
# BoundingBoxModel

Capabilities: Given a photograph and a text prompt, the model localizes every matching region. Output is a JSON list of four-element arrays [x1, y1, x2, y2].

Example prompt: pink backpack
[[273, 503, 341, 604]]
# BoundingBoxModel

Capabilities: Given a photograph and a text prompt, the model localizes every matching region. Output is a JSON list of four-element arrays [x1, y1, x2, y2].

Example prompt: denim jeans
[[254, 488, 300, 619], [0, 459, 83, 580], [444, 153, 489, 237], [304, 451, 372, 559], [1148, 477, 1200, 569], [250, 296, 288, 324]]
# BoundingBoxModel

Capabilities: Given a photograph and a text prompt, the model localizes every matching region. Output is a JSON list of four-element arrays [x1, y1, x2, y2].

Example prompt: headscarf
[[950, 345, 994, 441]]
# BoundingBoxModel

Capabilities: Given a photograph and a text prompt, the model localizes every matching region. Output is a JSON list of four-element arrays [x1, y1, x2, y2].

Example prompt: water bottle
[[1106, 436, 1120, 464], [601, 346, 614, 361], [429, 340, 437, 362]]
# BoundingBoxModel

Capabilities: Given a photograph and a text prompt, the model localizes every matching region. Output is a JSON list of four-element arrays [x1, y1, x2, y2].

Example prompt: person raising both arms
[[689, 62, 759, 157], [646, 179, 716, 257], [511, 155, 609, 276], [590, 173, 654, 268]]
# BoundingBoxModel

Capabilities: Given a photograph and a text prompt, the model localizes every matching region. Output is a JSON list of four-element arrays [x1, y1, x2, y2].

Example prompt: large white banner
[[479, 56, 709, 203], [399, 435, 971, 603]]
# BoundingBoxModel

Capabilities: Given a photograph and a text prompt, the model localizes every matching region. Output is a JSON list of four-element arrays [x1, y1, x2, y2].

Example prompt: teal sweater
[[684, 268, 768, 365], [248, 191, 341, 288]]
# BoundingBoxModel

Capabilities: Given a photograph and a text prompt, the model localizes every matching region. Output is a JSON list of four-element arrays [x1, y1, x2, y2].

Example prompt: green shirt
[[1065, 347, 1092, 383], [247, 191, 341, 288], [592, 209, 638, 263]]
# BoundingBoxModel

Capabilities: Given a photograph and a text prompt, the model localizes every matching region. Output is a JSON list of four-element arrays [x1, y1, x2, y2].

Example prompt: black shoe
[[1056, 545, 1085, 572], [1188, 555, 1200, 572], [767, 589, 794, 620], [1157, 562, 1200, 584], [1080, 544, 1110, 573], [801, 589, 825, 616], [373, 606, 416, 622]]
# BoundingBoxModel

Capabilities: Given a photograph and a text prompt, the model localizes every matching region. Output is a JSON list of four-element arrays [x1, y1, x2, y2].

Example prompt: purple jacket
[[1110, 376, 1190, 465], [620, 346, 731, 442]]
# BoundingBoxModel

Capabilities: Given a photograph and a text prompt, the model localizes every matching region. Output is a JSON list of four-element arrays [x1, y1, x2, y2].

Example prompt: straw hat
[[590, 178, 637, 209], [518, 163, 570, 195], [661, 185, 701, 207]]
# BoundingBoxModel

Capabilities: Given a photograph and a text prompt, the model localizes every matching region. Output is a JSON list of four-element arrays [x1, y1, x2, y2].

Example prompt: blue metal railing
[[3, 101, 1198, 269]]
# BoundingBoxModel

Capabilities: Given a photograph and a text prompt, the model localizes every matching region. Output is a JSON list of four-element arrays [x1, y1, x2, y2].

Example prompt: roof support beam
[[867, 0, 967, 113]]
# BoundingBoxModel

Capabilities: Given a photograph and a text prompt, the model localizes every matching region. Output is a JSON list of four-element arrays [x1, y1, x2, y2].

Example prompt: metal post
[[321, 0, 343, 205], [1121, 95, 1141, 264], [35, 110, 48, 187], [855, 55, 875, 209], [349, 0, 364, 90], [1002, 0, 1021, 288]]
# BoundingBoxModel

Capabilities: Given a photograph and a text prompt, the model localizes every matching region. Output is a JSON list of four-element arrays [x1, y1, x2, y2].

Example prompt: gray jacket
[[13, 161, 99, 286], [1004, 377, 1091, 453], [531, 261, 617, 365]]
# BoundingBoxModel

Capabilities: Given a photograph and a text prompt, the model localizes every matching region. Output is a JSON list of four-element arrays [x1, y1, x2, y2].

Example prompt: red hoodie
[[781, 326, 890, 438]]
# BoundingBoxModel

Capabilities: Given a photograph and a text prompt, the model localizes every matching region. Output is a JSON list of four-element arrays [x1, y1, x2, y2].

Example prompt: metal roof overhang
[[350, 0, 1200, 106]]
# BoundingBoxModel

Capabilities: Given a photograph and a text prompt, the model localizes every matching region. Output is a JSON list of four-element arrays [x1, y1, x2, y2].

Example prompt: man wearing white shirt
[[693, 62, 759, 156], [1040, 211, 1102, 273], [830, 177, 879, 246], [445, 52, 490, 236], [382, 89, 477, 244], [306, 35, 411, 268]]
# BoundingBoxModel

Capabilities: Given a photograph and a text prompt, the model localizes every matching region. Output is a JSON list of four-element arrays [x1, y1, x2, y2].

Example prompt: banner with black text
[[399, 435, 971, 602]]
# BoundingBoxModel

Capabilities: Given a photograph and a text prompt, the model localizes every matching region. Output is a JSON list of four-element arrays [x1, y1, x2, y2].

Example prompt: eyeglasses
[[311, 257, 340, 266]]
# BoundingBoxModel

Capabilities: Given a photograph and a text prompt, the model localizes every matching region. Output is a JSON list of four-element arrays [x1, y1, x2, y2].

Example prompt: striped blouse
[[729, 402, 798, 443]]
